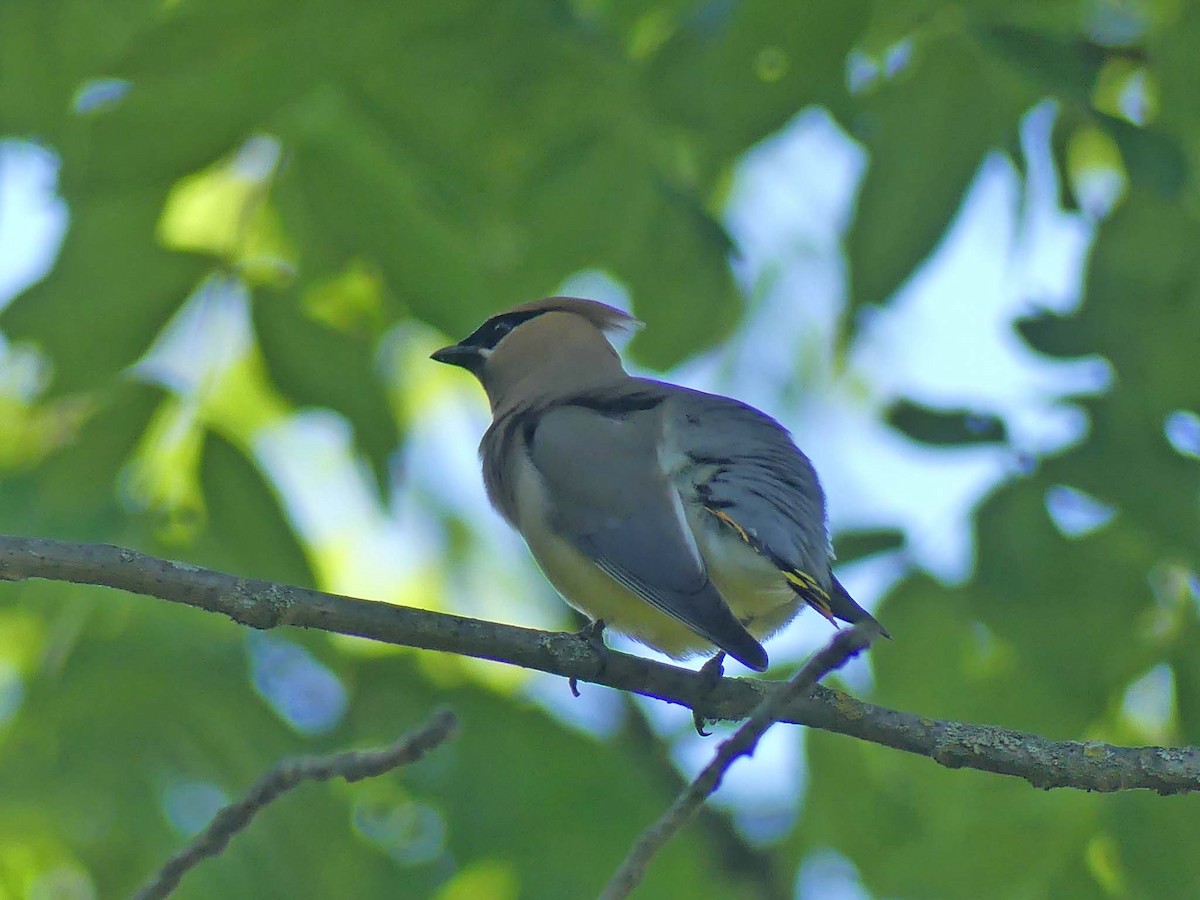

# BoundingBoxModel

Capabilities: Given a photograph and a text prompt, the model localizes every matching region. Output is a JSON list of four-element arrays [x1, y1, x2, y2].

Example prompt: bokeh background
[[2, 0, 1199, 897]]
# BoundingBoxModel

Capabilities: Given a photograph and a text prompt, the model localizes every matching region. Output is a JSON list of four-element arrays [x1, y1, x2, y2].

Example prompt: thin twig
[[2, 536, 1199, 794], [131, 709, 459, 900], [600, 625, 877, 900], [619, 695, 790, 900]]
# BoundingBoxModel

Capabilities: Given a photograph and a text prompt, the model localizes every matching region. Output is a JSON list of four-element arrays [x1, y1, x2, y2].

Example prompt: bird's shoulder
[[479, 380, 668, 521], [646, 381, 832, 581], [646, 381, 806, 470]]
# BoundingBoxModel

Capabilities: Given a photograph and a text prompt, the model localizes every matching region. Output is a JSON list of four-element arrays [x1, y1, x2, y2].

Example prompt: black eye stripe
[[462, 309, 547, 350]]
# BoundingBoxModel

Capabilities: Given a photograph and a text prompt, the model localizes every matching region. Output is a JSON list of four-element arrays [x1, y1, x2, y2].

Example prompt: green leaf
[[1109, 790, 1200, 895], [833, 527, 905, 563], [1049, 109, 1084, 211], [1170, 620, 1200, 746], [1015, 310, 1094, 358], [252, 292, 398, 493], [0, 0, 160, 139], [802, 722, 1104, 898], [1149, 3, 1200, 148], [273, 84, 490, 333], [846, 35, 1032, 312], [645, 0, 871, 174], [186, 430, 314, 587], [1055, 192, 1200, 559], [1099, 114, 1188, 200], [0, 382, 160, 538], [619, 185, 743, 368], [0, 190, 209, 395], [966, 484, 1159, 721], [974, 24, 1106, 105], [80, 4, 328, 189], [886, 399, 1007, 445]]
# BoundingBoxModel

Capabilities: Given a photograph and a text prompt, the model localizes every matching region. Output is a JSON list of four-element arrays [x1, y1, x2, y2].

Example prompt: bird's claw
[[692, 652, 726, 736], [569, 619, 608, 697]]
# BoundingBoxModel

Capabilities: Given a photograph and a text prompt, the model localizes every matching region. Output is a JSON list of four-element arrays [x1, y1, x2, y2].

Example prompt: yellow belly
[[522, 519, 707, 658], [511, 456, 802, 659], [698, 522, 802, 642], [521, 511, 801, 660]]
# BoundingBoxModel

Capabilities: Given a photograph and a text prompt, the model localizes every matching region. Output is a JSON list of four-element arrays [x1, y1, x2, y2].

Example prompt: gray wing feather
[[658, 383, 884, 630], [528, 401, 768, 670], [659, 383, 832, 587]]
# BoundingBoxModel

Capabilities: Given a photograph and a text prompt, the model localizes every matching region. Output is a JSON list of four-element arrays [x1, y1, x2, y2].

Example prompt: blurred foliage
[[885, 400, 1007, 445], [1, 0, 1199, 897]]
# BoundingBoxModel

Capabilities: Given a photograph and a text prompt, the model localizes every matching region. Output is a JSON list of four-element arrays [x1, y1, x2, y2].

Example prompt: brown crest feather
[[503, 297, 640, 335]]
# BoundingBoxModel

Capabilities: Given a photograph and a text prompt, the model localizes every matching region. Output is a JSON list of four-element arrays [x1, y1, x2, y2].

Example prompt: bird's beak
[[430, 343, 482, 371]]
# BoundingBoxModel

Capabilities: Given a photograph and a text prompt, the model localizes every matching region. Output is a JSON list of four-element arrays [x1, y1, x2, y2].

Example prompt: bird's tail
[[826, 574, 891, 639]]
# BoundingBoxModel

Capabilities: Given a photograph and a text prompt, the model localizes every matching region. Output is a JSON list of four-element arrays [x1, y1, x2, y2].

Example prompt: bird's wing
[[659, 384, 884, 631], [527, 395, 768, 670]]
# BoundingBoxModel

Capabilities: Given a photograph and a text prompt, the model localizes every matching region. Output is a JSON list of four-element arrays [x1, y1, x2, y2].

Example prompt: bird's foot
[[692, 652, 726, 736], [569, 619, 608, 697]]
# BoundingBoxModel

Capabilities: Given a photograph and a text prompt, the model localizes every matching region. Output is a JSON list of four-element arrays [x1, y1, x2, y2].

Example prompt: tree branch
[[132, 708, 459, 900], [601, 625, 876, 900], [618, 694, 791, 900], [2, 536, 1198, 794]]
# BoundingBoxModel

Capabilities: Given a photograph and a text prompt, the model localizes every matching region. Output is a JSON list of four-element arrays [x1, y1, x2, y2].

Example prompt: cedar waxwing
[[431, 297, 886, 672]]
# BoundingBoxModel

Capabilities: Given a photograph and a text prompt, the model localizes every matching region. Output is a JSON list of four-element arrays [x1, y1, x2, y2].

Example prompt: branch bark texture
[[2, 536, 1198, 795]]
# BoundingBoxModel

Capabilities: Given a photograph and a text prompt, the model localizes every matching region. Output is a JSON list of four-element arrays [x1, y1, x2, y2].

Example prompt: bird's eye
[[480, 318, 523, 349], [463, 310, 544, 351]]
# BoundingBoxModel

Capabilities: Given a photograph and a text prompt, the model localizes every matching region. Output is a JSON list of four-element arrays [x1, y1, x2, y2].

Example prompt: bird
[[431, 296, 886, 673]]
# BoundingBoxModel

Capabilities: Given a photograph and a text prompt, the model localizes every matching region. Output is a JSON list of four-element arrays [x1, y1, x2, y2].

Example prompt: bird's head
[[431, 297, 639, 412]]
